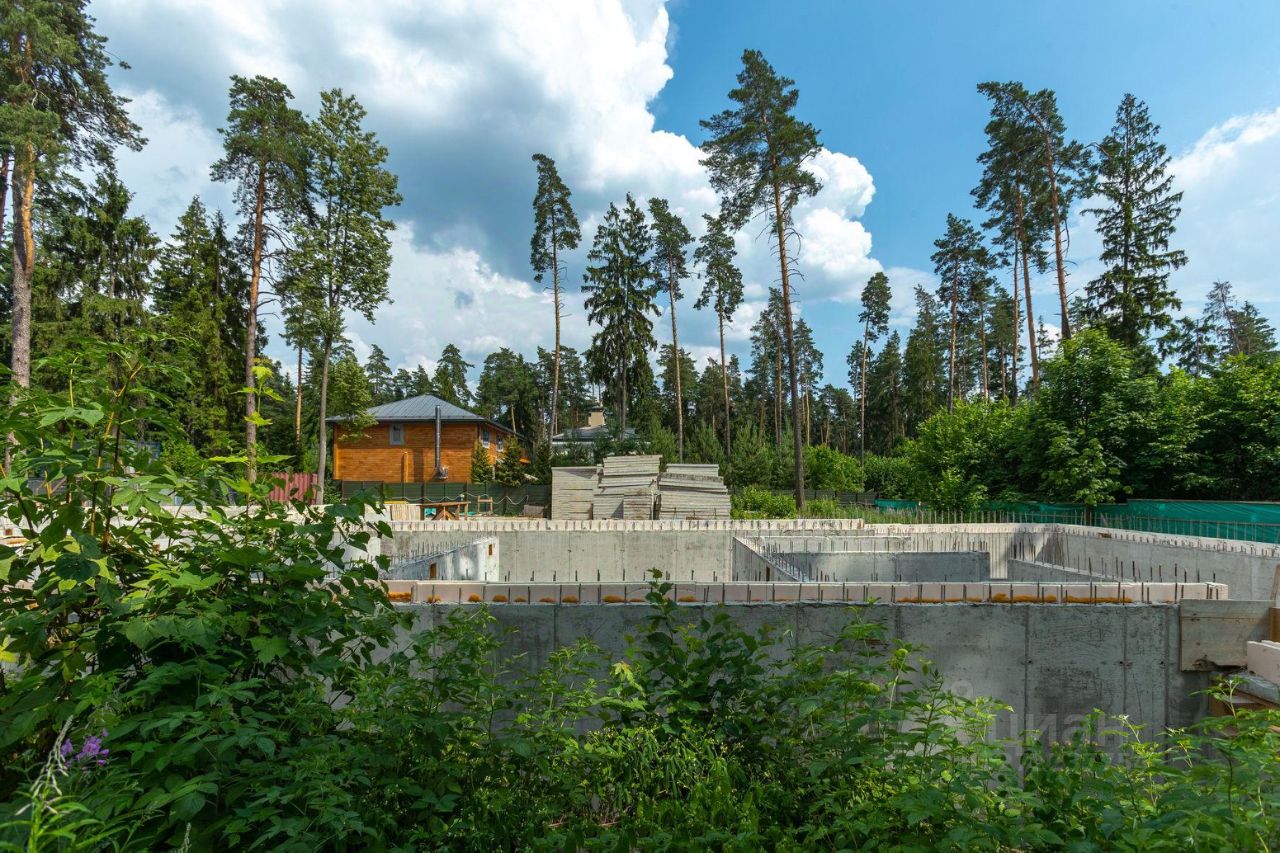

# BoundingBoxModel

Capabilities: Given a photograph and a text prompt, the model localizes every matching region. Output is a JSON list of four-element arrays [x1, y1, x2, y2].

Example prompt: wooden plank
[[1180, 599, 1273, 671]]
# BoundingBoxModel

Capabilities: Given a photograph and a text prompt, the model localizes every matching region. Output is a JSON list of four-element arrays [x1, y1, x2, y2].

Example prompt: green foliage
[[862, 454, 912, 499], [731, 485, 796, 519], [725, 421, 775, 488], [4, 357, 1280, 848], [469, 441, 493, 484], [903, 400, 1015, 512], [803, 445, 864, 491], [493, 439, 527, 486]]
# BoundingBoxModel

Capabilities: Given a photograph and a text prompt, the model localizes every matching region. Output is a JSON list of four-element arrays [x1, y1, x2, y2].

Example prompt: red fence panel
[[267, 472, 318, 503]]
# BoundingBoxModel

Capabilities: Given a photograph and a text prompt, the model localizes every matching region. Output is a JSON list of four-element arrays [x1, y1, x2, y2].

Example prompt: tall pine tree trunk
[[1042, 135, 1072, 341], [550, 229, 562, 439], [1016, 190, 1039, 389], [244, 167, 267, 482], [294, 344, 304, 446], [771, 175, 806, 510], [859, 321, 869, 463], [668, 259, 684, 461], [0, 152, 10, 263], [979, 299, 989, 399], [315, 334, 332, 504], [948, 272, 959, 412], [719, 312, 731, 456], [1010, 231, 1021, 404], [9, 145, 35, 391]]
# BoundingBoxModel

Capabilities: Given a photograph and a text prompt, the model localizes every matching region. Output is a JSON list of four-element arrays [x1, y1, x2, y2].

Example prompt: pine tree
[[866, 332, 904, 453], [1084, 94, 1186, 353], [693, 212, 744, 455], [530, 154, 581, 442], [1202, 281, 1277, 359], [211, 74, 308, 479], [647, 197, 693, 461], [701, 49, 822, 509], [365, 345, 393, 403], [582, 195, 658, 434], [290, 89, 400, 503], [854, 272, 891, 461], [794, 317, 823, 446], [932, 214, 995, 410], [978, 82, 1091, 342], [432, 343, 473, 406], [3, 0, 143, 390], [904, 286, 945, 433]]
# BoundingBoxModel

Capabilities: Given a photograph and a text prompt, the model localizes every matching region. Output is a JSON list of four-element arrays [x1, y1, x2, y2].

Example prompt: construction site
[[370, 505, 1280, 744]]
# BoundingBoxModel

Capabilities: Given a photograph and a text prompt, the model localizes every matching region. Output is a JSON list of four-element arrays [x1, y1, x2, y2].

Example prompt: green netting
[[339, 481, 551, 516], [1094, 500, 1280, 543], [874, 499, 919, 510]]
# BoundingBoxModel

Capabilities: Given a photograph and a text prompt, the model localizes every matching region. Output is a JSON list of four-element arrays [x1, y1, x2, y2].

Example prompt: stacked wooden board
[[657, 463, 731, 519], [550, 466, 599, 520]]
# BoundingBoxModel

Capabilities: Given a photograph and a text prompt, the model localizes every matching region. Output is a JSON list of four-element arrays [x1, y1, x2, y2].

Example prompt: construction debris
[[594, 455, 661, 520]]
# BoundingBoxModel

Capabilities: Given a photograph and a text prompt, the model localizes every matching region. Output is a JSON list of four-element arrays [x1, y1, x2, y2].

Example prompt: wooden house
[[328, 394, 523, 484]]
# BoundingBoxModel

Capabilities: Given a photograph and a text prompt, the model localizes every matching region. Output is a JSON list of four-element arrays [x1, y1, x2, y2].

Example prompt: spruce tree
[[432, 343, 473, 407], [1084, 94, 1186, 353], [582, 195, 658, 434], [530, 154, 581, 441], [854, 272, 891, 461], [701, 49, 822, 509], [647, 197, 693, 460], [693, 212, 744, 455], [365, 345, 393, 403], [2, 0, 143, 390], [470, 441, 494, 484], [211, 74, 308, 480], [931, 215, 995, 410], [290, 89, 400, 503], [903, 286, 945, 432]]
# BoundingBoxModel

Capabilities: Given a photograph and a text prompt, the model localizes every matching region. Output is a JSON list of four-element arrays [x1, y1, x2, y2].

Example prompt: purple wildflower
[[62, 729, 110, 769]]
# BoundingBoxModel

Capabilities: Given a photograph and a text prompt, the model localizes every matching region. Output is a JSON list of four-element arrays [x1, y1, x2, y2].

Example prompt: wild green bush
[[4, 344, 1280, 849], [862, 453, 913, 499], [730, 485, 796, 518]]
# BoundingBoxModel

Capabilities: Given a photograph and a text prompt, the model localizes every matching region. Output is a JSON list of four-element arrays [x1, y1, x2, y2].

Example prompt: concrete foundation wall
[[1008, 558, 1100, 584], [395, 600, 1209, 743], [384, 520, 1279, 594], [736, 548, 989, 582], [1051, 527, 1280, 600], [385, 537, 499, 581]]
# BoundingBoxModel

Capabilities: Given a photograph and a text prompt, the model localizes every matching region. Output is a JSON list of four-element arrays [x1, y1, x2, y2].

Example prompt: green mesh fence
[[339, 481, 551, 517]]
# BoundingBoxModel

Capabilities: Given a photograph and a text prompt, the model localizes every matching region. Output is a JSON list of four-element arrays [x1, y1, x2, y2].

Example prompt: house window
[[480, 427, 491, 448], [389, 424, 404, 445], [497, 434, 505, 451]]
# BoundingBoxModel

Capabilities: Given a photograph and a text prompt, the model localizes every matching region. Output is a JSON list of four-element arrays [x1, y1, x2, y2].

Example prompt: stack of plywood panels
[[657, 463, 731, 519], [551, 466, 599, 520]]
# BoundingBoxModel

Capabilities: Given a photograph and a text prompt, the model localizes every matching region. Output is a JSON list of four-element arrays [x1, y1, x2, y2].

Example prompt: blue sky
[[94, 0, 1280, 389]]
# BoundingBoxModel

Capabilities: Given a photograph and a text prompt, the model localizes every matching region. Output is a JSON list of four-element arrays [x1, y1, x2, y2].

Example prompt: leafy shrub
[[862, 453, 912, 499], [5, 343, 1280, 849], [731, 485, 796, 518], [803, 444, 864, 491], [802, 497, 847, 518]]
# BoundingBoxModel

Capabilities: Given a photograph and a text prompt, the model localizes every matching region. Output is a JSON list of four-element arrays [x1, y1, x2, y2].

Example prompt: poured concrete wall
[[734, 546, 989, 583], [1051, 527, 1280, 600], [385, 536, 499, 582], [395, 600, 1208, 743], [1008, 558, 1100, 584], [384, 520, 1278, 594]]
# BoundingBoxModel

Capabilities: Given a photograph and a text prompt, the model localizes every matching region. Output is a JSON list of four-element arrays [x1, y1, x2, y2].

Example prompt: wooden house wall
[[333, 422, 508, 483]]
